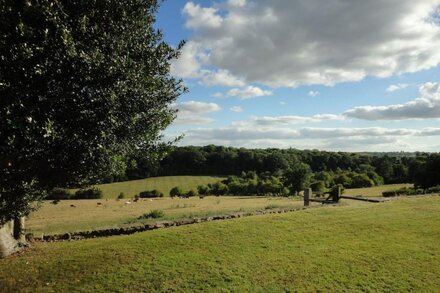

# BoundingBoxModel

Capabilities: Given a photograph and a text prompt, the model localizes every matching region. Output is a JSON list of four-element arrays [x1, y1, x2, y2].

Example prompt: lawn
[[71, 175, 225, 199], [2, 196, 440, 292]]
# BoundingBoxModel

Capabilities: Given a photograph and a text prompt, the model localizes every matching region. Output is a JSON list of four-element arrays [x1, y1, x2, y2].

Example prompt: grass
[[1, 196, 440, 292], [70, 175, 224, 199], [27, 196, 303, 235], [29, 183, 417, 236], [345, 183, 413, 197]]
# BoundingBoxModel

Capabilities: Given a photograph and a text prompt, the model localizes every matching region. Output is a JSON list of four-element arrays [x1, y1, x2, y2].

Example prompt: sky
[[155, 0, 440, 152]]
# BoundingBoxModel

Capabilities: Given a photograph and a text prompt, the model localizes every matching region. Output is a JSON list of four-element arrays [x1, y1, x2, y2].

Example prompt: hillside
[[2, 196, 440, 292], [72, 176, 224, 199]]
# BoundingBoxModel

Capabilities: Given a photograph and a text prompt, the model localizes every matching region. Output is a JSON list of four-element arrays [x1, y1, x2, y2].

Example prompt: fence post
[[332, 186, 341, 203], [304, 188, 312, 206]]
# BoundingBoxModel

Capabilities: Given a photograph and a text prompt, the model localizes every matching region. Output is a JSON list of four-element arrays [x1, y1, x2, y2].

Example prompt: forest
[[104, 146, 440, 191]]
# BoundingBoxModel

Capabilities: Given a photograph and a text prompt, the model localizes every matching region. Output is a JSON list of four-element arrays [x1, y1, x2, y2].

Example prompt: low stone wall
[[29, 205, 336, 242], [0, 221, 19, 258]]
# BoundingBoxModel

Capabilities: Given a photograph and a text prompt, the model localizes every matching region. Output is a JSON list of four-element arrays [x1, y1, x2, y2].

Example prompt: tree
[[0, 1, 184, 226], [283, 163, 312, 194]]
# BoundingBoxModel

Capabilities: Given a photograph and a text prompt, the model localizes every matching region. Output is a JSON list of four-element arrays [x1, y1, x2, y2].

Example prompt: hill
[[72, 176, 224, 199], [2, 196, 440, 292]]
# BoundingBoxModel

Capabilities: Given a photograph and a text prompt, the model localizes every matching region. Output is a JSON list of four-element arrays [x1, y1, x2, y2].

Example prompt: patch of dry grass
[[27, 196, 303, 235]]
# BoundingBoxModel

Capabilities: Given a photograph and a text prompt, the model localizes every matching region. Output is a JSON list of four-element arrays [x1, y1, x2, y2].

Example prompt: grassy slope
[[2, 196, 440, 292], [72, 176, 224, 199], [27, 196, 303, 235]]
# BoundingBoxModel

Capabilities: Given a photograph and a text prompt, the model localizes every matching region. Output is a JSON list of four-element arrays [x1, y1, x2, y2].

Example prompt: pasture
[[29, 183, 413, 236], [27, 196, 303, 235], [1, 196, 440, 292], [71, 175, 224, 199]]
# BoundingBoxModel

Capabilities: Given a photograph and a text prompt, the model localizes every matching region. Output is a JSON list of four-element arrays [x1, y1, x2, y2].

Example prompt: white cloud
[[177, 125, 440, 150], [227, 86, 273, 99], [183, 2, 223, 29], [178, 101, 222, 113], [230, 106, 243, 112], [173, 101, 221, 125], [201, 69, 246, 87], [212, 92, 224, 98], [253, 114, 342, 125], [386, 83, 410, 92], [308, 91, 320, 97], [228, 0, 246, 8], [182, 0, 440, 87], [170, 41, 203, 78], [345, 82, 440, 120]]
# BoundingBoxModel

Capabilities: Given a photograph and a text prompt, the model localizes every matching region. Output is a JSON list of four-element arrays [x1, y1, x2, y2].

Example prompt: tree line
[[104, 145, 440, 190]]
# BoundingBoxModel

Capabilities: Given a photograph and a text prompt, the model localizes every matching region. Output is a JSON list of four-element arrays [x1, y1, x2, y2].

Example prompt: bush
[[210, 182, 228, 196], [186, 189, 197, 197], [117, 192, 125, 200], [382, 190, 398, 197], [382, 187, 425, 197], [138, 209, 165, 219], [197, 185, 210, 195], [170, 186, 185, 197], [139, 189, 164, 198], [73, 187, 103, 199], [427, 185, 440, 194], [46, 188, 72, 200]]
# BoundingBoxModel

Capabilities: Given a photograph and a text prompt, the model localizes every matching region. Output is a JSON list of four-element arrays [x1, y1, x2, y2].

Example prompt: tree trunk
[[13, 217, 26, 242], [0, 221, 19, 258]]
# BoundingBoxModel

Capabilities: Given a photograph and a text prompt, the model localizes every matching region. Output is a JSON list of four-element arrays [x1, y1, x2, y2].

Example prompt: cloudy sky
[[156, 0, 440, 151]]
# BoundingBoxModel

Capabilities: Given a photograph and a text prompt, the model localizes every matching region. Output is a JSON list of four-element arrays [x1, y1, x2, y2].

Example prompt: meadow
[[1, 196, 440, 292], [27, 196, 303, 236], [71, 176, 224, 199], [29, 181, 411, 236]]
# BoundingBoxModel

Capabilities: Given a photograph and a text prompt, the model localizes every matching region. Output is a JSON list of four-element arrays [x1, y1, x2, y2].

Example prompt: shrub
[[139, 189, 164, 198], [170, 186, 185, 197], [46, 188, 72, 200], [210, 182, 228, 196], [427, 185, 440, 194], [138, 209, 165, 219], [382, 190, 398, 197], [117, 192, 125, 200], [197, 185, 210, 195], [382, 187, 422, 197], [73, 187, 103, 199], [186, 189, 197, 197]]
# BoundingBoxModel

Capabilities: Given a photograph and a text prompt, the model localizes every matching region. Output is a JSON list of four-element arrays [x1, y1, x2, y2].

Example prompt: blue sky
[[156, 0, 440, 151]]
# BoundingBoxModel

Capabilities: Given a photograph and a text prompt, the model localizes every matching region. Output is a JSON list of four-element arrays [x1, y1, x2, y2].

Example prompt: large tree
[[0, 0, 184, 225]]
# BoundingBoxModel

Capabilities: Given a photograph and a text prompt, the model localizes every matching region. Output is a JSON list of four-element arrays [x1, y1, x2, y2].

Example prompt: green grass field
[[2, 196, 440, 292], [71, 176, 225, 199]]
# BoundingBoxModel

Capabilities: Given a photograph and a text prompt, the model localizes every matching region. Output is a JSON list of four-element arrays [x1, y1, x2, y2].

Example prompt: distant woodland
[[103, 146, 440, 190]]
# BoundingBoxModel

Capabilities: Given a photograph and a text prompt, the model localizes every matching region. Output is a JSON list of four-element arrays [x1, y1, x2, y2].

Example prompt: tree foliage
[[0, 0, 184, 223]]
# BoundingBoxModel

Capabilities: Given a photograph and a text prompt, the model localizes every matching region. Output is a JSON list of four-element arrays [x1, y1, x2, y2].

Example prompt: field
[[71, 176, 224, 199], [345, 183, 413, 197], [1, 196, 440, 292], [27, 196, 303, 236], [30, 183, 412, 236]]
